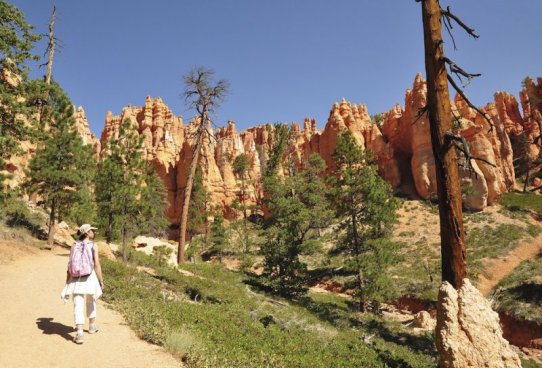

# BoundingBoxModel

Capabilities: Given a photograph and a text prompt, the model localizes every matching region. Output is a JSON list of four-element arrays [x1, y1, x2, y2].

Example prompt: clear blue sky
[[10, 0, 542, 136]]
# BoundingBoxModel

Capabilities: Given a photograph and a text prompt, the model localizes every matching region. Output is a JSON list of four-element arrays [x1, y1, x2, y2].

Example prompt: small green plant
[[153, 245, 173, 267]]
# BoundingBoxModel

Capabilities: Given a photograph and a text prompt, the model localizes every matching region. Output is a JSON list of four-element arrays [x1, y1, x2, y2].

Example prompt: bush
[[100, 254, 437, 367]]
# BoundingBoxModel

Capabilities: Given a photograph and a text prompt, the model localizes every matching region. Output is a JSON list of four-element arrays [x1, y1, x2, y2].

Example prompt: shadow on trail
[[36, 318, 73, 342]]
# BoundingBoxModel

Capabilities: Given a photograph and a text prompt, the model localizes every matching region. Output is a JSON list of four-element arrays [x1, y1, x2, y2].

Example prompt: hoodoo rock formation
[[96, 74, 541, 229]]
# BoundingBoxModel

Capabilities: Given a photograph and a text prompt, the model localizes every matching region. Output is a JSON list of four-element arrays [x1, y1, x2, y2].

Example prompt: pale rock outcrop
[[412, 310, 436, 330], [94, 241, 116, 261], [436, 279, 521, 368], [132, 235, 177, 266], [50, 221, 75, 248]]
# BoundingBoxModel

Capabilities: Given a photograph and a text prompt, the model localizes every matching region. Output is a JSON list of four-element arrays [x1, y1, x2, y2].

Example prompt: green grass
[[521, 358, 542, 368], [466, 224, 541, 278], [491, 256, 542, 325], [101, 254, 437, 367], [387, 221, 540, 303], [502, 192, 542, 214]]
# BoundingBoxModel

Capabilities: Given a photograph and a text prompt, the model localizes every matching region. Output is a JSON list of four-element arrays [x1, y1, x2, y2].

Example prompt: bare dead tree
[[45, 6, 56, 85], [177, 67, 228, 264], [421, 0, 468, 288]]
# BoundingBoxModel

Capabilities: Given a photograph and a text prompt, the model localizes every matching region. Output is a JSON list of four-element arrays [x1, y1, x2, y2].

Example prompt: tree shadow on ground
[[297, 296, 438, 365], [360, 318, 437, 358], [296, 296, 352, 327], [36, 317, 74, 342], [505, 283, 542, 305]]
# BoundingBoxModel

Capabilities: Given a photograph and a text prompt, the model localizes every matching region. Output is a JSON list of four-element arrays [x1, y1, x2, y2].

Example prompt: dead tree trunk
[[421, 0, 467, 288], [177, 120, 205, 264], [177, 67, 228, 264], [45, 6, 56, 85]]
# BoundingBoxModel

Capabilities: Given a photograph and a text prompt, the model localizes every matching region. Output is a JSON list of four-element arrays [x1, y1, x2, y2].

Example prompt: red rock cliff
[[99, 75, 540, 231]]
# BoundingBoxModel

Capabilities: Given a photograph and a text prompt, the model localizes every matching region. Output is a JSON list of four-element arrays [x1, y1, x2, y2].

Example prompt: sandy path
[[0, 248, 183, 368], [477, 233, 542, 296]]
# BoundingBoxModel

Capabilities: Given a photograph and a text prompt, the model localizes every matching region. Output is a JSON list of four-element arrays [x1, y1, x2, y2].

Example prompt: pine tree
[[233, 153, 249, 219], [0, 0, 40, 200], [95, 118, 145, 261], [260, 153, 332, 298], [25, 82, 95, 248], [95, 144, 123, 243], [330, 130, 400, 312], [209, 211, 227, 263], [138, 163, 168, 237]]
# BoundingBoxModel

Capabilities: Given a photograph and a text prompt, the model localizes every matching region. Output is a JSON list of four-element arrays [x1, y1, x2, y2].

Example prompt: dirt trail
[[477, 233, 542, 296], [0, 247, 183, 368]]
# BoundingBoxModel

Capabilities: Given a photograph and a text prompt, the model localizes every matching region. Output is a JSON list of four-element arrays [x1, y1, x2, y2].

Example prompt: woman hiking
[[61, 224, 104, 344]]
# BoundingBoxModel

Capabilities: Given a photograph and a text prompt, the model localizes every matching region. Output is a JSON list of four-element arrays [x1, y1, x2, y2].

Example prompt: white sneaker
[[74, 331, 84, 344], [88, 323, 99, 334]]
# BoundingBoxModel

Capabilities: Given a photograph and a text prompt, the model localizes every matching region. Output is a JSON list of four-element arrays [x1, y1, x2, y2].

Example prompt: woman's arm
[[93, 244, 104, 288]]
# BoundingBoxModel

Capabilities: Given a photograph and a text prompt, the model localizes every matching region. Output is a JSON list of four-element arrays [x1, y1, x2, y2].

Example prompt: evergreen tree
[[25, 83, 95, 247], [95, 144, 123, 243], [0, 0, 40, 199], [233, 153, 249, 219], [95, 118, 145, 261], [209, 210, 227, 263], [260, 153, 332, 298], [138, 163, 168, 237], [330, 130, 400, 312]]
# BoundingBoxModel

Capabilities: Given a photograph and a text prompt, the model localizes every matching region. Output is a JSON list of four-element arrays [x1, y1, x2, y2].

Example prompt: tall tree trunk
[[422, 0, 467, 288], [349, 193, 365, 312], [47, 196, 57, 249], [122, 224, 127, 262], [178, 122, 205, 264], [45, 6, 56, 85]]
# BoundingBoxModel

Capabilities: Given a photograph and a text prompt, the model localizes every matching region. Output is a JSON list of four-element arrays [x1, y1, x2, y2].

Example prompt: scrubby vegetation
[[102, 252, 437, 367], [491, 257, 542, 325]]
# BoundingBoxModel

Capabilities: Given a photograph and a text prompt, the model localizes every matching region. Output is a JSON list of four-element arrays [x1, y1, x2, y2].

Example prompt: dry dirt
[[0, 242, 184, 368], [477, 232, 542, 296]]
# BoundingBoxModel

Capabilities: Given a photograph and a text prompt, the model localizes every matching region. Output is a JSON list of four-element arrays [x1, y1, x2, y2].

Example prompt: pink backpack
[[68, 240, 94, 278]]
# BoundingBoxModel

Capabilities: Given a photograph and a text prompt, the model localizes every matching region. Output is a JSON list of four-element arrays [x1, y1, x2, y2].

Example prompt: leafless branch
[[446, 133, 496, 174], [441, 6, 479, 39], [447, 75, 494, 133], [412, 105, 429, 125], [443, 57, 481, 88], [442, 13, 457, 50]]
